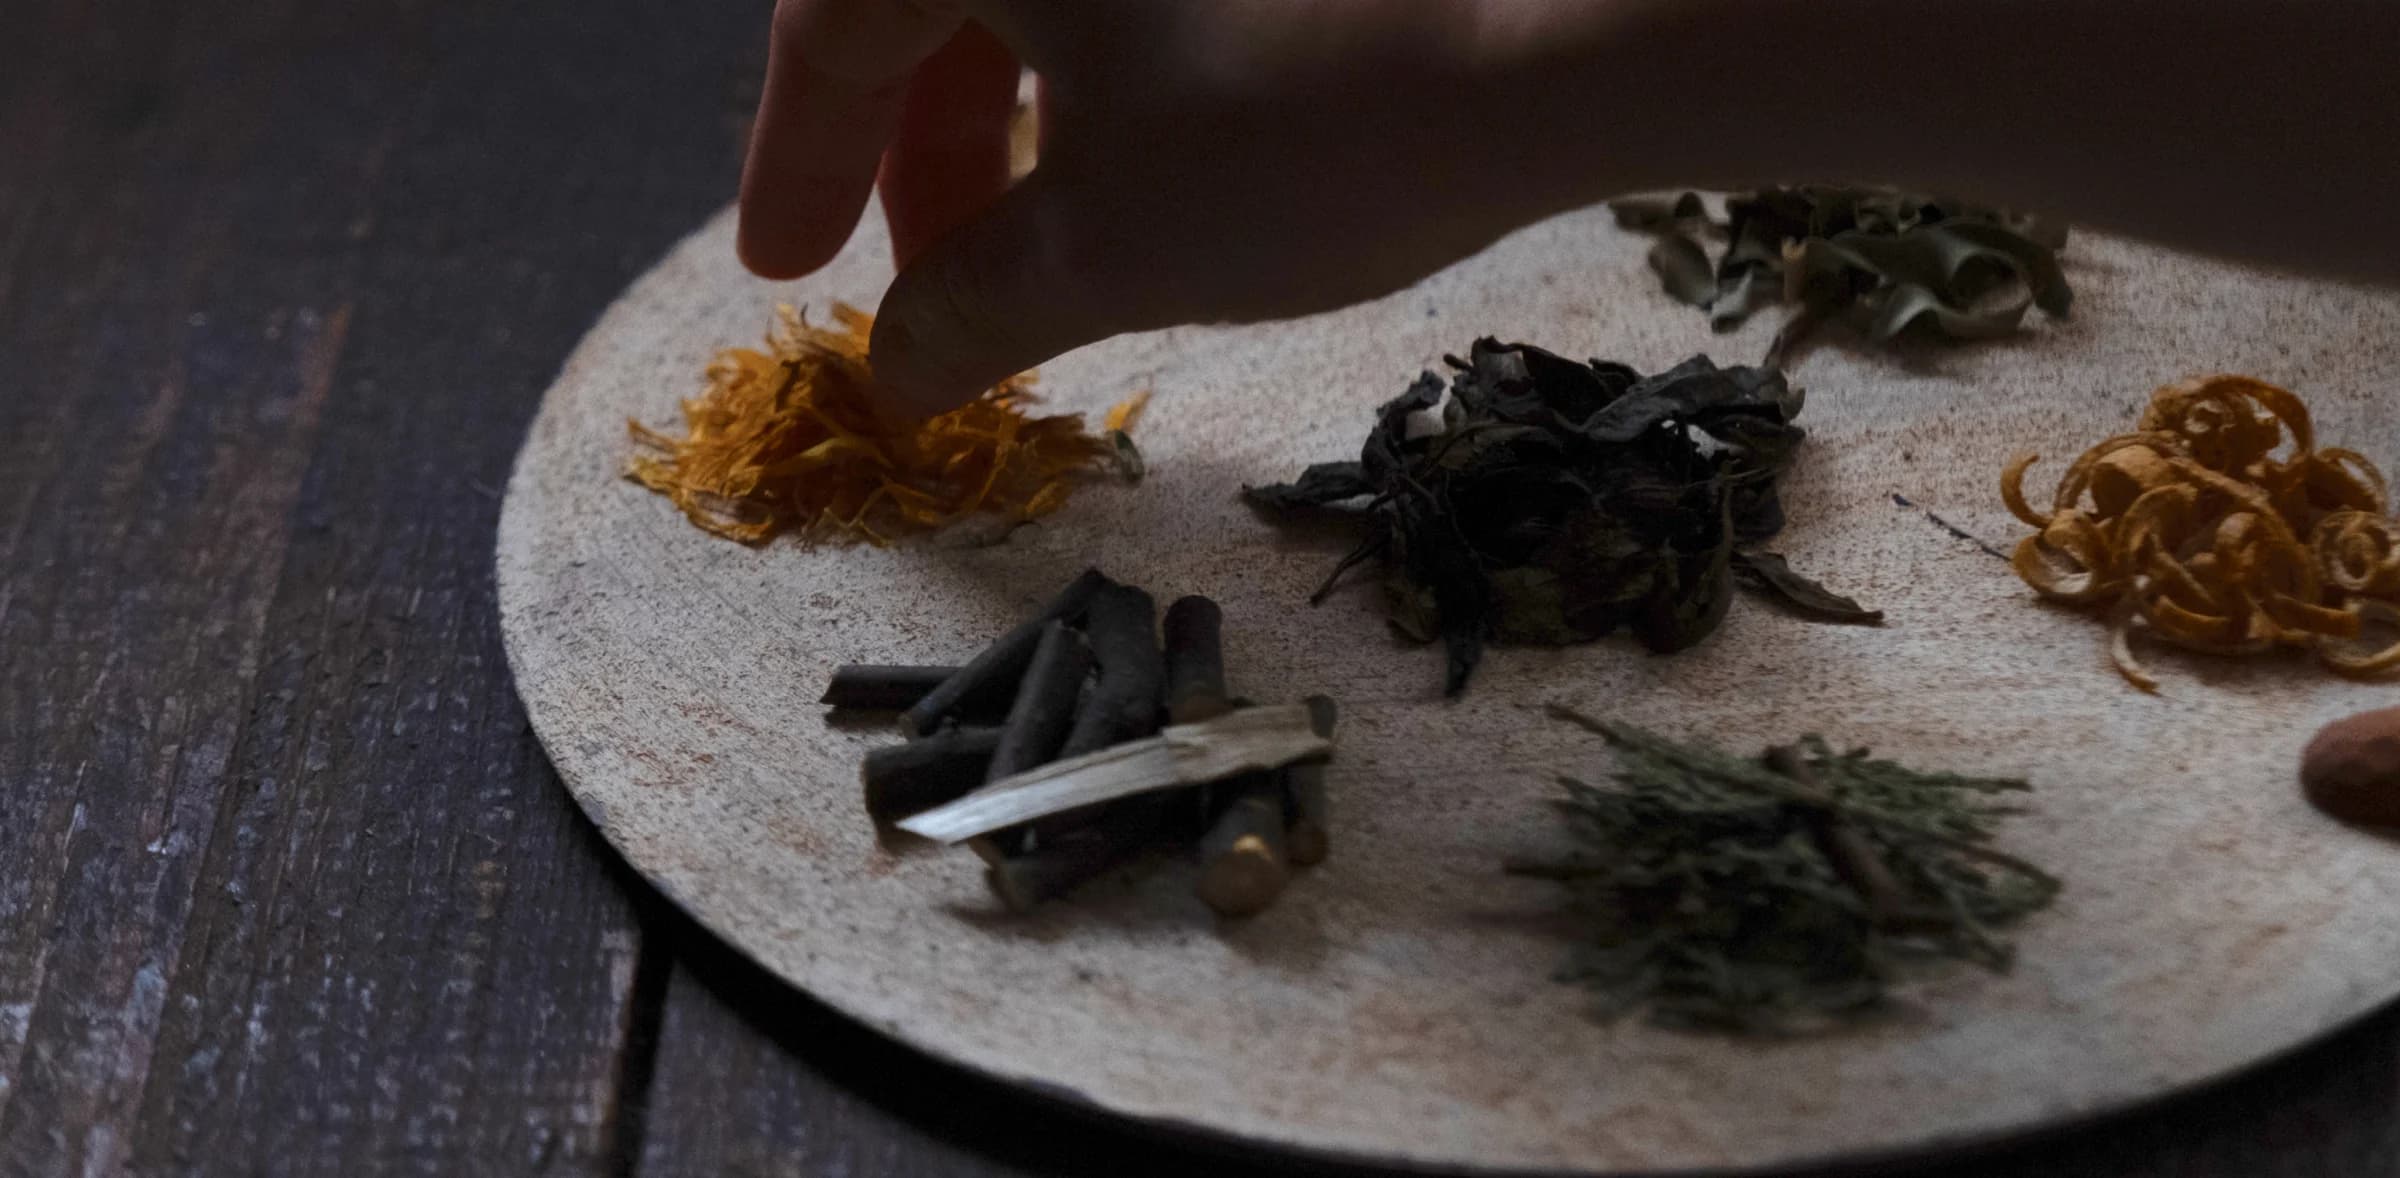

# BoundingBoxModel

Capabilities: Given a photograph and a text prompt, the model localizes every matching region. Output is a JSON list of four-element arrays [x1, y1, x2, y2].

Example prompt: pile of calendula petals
[[628, 303, 1146, 545], [2002, 375, 2400, 690]]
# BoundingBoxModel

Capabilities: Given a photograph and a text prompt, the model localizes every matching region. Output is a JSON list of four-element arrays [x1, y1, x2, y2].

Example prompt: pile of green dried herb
[[1514, 706, 2060, 1033], [1611, 187, 2072, 369], [1245, 340, 1879, 696]]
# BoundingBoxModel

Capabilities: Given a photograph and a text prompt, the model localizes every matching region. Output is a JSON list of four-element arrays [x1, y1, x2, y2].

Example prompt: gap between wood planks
[[601, 864, 678, 1178]]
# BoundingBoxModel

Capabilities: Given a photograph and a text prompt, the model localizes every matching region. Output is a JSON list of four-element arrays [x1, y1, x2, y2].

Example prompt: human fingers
[[875, 22, 1022, 268], [736, 0, 966, 279], [865, 170, 1125, 418], [868, 153, 1524, 419]]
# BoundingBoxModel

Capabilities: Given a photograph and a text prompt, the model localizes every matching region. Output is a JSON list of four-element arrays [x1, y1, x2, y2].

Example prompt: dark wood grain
[[1, 0, 2396, 1173], [0, 0, 751, 1171], [632, 908, 1288, 1178]]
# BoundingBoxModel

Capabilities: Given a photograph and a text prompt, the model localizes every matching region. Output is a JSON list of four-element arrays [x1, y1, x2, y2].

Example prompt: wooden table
[[4, 0, 2395, 1172]]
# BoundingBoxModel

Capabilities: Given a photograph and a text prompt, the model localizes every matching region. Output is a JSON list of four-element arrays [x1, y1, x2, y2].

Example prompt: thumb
[[866, 173, 1138, 419]]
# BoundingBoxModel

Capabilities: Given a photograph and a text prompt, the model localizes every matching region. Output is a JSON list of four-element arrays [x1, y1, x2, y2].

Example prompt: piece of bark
[[899, 568, 1109, 735], [1766, 744, 1952, 933], [1058, 583, 1164, 757], [819, 664, 965, 712], [1162, 595, 1231, 723], [986, 622, 1091, 782], [895, 704, 1330, 843], [1283, 694, 1337, 865], [861, 726, 1003, 825], [1196, 780, 1288, 917]]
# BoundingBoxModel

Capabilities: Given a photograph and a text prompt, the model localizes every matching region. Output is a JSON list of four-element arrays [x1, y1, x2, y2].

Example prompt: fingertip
[[734, 203, 849, 281], [735, 224, 813, 281], [738, 100, 879, 280], [867, 176, 1130, 423], [739, 0, 944, 282]]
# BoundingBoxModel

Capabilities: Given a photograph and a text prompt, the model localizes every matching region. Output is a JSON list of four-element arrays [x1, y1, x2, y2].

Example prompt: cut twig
[[1059, 582, 1165, 757], [985, 800, 1165, 912], [900, 568, 1108, 735], [821, 664, 962, 712], [1196, 778, 1288, 917], [1282, 694, 1337, 865], [896, 705, 1331, 843], [986, 622, 1091, 782], [862, 726, 1003, 826], [1766, 745, 1951, 933], [1162, 595, 1231, 724]]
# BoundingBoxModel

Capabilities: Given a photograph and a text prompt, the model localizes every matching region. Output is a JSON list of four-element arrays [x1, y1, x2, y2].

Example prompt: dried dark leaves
[[1516, 707, 2059, 1033], [1612, 187, 2072, 369], [1245, 340, 1877, 695]]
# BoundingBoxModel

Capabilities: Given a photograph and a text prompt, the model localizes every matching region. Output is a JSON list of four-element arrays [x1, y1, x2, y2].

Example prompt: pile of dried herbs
[[1245, 340, 1878, 696], [1514, 707, 2059, 1033], [1611, 187, 2072, 369], [833, 570, 1340, 919], [627, 303, 1147, 546], [2003, 374, 2400, 689]]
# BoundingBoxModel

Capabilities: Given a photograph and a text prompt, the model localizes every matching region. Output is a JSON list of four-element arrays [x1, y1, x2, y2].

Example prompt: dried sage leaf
[[1647, 235, 1717, 307], [1614, 185, 2072, 368], [1242, 461, 1373, 511], [1733, 550, 1885, 624]]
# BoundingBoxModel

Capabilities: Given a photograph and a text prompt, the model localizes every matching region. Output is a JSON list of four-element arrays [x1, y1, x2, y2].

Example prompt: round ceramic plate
[[497, 202, 2400, 1174]]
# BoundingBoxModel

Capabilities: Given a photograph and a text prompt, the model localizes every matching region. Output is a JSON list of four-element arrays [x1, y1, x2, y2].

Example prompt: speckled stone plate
[[496, 202, 2400, 1174]]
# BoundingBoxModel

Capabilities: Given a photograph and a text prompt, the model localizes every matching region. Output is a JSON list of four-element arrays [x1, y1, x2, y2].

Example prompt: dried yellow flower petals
[[627, 303, 1145, 546]]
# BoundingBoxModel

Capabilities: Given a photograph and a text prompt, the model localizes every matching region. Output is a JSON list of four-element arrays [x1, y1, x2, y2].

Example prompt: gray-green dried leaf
[[1732, 550, 1884, 624], [1248, 341, 1815, 695], [1108, 430, 1146, 483], [1610, 191, 1709, 231], [1615, 185, 2073, 368], [1647, 235, 1717, 307], [1242, 461, 1372, 511]]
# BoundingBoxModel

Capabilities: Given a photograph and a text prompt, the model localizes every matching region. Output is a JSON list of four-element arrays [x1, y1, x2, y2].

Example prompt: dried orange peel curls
[[2002, 375, 2400, 690], [628, 303, 1146, 545]]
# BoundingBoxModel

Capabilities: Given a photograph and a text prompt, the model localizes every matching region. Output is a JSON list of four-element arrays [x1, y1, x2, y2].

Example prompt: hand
[[740, 0, 2400, 420], [736, 0, 1665, 418]]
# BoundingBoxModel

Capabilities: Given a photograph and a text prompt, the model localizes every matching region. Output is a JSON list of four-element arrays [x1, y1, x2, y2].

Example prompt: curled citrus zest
[[2001, 375, 2400, 685], [2316, 510, 2400, 595], [2141, 374, 2309, 473], [2047, 433, 2176, 518], [2320, 600, 2400, 676], [2261, 593, 2361, 640], [2313, 448, 2390, 513], [2107, 601, 2160, 693], [626, 303, 1147, 545], [2000, 452, 2050, 528], [2012, 511, 2118, 603], [2119, 483, 2198, 563], [2086, 446, 2180, 517]]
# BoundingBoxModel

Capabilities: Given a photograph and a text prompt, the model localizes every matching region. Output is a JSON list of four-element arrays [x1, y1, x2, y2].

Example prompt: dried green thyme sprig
[[1513, 705, 2060, 1033]]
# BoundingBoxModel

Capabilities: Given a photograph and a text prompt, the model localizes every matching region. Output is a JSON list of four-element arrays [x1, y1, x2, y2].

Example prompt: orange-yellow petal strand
[[626, 303, 1147, 546]]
